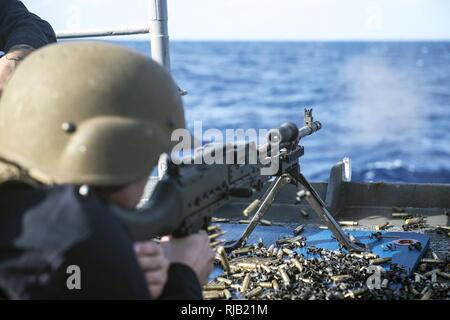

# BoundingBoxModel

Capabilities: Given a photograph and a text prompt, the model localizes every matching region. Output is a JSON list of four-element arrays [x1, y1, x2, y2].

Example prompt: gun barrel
[[298, 121, 322, 140]]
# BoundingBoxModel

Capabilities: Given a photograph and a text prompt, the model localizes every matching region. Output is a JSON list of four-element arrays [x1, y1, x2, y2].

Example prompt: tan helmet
[[0, 42, 185, 186]]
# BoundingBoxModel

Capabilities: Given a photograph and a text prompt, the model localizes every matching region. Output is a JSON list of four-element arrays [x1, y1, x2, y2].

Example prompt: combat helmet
[[0, 42, 185, 186]]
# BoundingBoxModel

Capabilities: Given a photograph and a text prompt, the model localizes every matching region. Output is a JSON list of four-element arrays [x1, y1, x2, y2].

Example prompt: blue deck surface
[[210, 223, 429, 279]]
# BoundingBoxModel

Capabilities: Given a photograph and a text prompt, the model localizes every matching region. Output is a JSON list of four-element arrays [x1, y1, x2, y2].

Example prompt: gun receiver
[[113, 109, 366, 253]]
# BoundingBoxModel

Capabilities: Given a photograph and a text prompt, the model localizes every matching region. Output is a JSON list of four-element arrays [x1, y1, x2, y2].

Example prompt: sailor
[[0, 42, 214, 299], [0, 0, 56, 94]]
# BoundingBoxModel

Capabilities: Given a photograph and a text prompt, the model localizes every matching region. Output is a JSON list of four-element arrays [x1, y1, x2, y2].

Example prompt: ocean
[[120, 41, 450, 184]]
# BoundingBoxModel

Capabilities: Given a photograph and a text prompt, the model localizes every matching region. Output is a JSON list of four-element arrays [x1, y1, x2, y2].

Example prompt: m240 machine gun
[[114, 109, 366, 253]]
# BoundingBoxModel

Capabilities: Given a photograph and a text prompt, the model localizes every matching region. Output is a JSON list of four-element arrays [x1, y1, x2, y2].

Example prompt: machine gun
[[114, 109, 366, 253]]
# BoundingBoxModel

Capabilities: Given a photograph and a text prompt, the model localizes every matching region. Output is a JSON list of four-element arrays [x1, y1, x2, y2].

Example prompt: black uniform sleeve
[[159, 263, 203, 300], [0, 0, 56, 52]]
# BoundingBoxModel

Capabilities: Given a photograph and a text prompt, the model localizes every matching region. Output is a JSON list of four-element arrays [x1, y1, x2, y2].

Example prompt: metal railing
[[55, 0, 171, 71]]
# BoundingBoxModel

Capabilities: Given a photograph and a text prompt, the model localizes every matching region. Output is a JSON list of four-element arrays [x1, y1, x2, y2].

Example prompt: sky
[[24, 0, 450, 41]]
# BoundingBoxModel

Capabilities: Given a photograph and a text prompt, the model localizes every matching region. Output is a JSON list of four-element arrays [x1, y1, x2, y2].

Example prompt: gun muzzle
[[298, 121, 322, 140]]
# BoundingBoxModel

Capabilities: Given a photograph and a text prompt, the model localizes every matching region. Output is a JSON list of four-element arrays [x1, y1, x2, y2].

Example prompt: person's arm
[[0, 0, 56, 52]]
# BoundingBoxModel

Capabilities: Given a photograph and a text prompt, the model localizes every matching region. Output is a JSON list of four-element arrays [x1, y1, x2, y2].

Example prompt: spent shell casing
[[392, 206, 405, 213], [259, 282, 273, 289], [404, 217, 424, 225], [203, 290, 225, 299], [217, 246, 231, 273], [272, 279, 279, 291], [243, 199, 260, 217], [292, 257, 303, 272], [437, 271, 450, 280], [231, 272, 244, 278], [260, 264, 271, 273], [236, 262, 258, 270], [204, 284, 227, 291], [391, 212, 412, 219], [266, 244, 275, 256], [300, 209, 309, 217], [421, 258, 445, 264], [211, 217, 230, 223], [260, 219, 272, 226], [241, 273, 251, 292], [319, 225, 329, 230], [436, 225, 450, 231], [370, 257, 392, 265], [282, 248, 294, 256], [217, 277, 232, 285], [232, 246, 252, 255], [230, 284, 242, 291], [239, 219, 251, 224], [375, 222, 389, 231], [246, 286, 262, 299], [276, 248, 284, 259], [223, 289, 232, 300], [339, 221, 358, 227], [420, 290, 432, 300], [330, 275, 352, 282], [431, 252, 440, 260], [293, 224, 304, 236], [279, 268, 290, 287]]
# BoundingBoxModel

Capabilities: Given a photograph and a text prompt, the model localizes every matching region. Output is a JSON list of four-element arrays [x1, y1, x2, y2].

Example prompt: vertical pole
[[151, 0, 171, 179], [150, 0, 171, 70]]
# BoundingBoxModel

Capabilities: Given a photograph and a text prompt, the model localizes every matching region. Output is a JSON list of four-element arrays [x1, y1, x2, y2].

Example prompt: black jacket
[[0, 0, 56, 52], [0, 183, 202, 300]]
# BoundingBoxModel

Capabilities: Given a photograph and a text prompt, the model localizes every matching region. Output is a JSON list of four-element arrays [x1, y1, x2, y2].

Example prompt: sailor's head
[[0, 42, 185, 208]]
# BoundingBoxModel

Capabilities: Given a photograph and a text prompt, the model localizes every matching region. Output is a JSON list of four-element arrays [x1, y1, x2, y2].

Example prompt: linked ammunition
[[243, 199, 260, 217], [218, 246, 231, 273], [210, 240, 223, 248], [209, 231, 225, 240], [207, 225, 220, 232]]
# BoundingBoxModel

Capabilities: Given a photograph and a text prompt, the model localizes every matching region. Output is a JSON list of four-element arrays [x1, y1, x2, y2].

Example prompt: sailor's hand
[[134, 241, 169, 299], [0, 46, 33, 96], [161, 231, 214, 286]]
